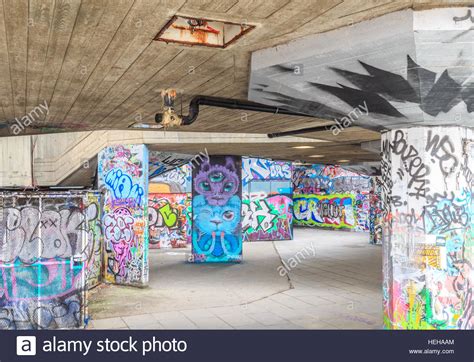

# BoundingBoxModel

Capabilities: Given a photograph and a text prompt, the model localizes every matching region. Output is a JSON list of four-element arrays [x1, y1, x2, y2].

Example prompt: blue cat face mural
[[192, 156, 242, 263]]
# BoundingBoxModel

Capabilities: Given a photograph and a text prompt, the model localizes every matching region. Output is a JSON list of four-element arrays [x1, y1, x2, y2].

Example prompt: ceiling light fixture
[[291, 145, 315, 149], [309, 155, 325, 158], [129, 123, 164, 129]]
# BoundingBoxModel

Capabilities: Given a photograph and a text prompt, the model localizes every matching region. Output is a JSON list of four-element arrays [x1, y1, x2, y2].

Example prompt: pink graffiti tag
[[103, 207, 135, 278]]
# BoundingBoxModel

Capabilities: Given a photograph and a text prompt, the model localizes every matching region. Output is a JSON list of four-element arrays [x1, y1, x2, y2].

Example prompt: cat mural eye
[[223, 182, 234, 192], [223, 210, 234, 221], [209, 171, 224, 182], [200, 181, 211, 191]]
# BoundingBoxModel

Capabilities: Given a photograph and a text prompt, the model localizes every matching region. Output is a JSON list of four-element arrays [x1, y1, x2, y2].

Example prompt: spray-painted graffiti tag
[[292, 164, 377, 233], [293, 194, 356, 229], [149, 193, 191, 248], [242, 194, 293, 241], [105, 169, 144, 207], [242, 158, 291, 186]]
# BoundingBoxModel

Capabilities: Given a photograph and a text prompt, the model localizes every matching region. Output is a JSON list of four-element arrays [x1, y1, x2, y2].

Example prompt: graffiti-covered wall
[[242, 158, 293, 241], [293, 193, 357, 229], [192, 156, 242, 263], [382, 127, 473, 330], [243, 194, 293, 241], [84, 192, 103, 288], [0, 191, 100, 329], [149, 151, 193, 180], [293, 164, 365, 195], [150, 163, 192, 193], [98, 144, 149, 286], [242, 158, 292, 187], [149, 193, 191, 248], [293, 164, 373, 231], [148, 164, 191, 249]]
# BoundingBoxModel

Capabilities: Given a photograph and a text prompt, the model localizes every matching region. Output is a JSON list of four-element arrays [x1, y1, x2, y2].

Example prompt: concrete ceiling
[[0, 0, 471, 165]]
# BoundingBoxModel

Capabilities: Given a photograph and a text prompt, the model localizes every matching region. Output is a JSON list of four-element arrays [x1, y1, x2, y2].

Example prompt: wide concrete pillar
[[98, 144, 149, 286], [191, 155, 243, 263], [382, 127, 473, 330]]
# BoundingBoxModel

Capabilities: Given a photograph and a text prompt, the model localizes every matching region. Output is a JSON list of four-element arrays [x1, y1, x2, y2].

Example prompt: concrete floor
[[88, 228, 382, 329]]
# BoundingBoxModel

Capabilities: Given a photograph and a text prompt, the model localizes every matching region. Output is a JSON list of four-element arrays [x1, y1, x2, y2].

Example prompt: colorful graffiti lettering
[[149, 193, 191, 248], [424, 191, 470, 235], [0, 197, 98, 263], [242, 158, 293, 242], [293, 194, 357, 229], [103, 207, 135, 279], [292, 164, 377, 234], [192, 156, 242, 263], [243, 194, 293, 241], [105, 169, 144, 207], [293, 164, 364, 194], [242, 158, 292, 186]]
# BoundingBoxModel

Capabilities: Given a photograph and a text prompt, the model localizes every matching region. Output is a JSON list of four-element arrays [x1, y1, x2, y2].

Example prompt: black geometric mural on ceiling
[[252, 55, 473, 129], [311, 55, 473, 117], [253, 84, 348, 121]]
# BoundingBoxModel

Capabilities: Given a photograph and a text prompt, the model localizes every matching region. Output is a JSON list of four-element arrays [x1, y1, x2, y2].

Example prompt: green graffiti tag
[[159, 203, 178, 227]]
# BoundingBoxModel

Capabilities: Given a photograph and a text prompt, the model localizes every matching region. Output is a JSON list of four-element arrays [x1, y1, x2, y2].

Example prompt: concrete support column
[[0, 135, 32, 187], [98, 144, 149, 286], [382, 127, 473, 330], [191, 155, 243, 263]]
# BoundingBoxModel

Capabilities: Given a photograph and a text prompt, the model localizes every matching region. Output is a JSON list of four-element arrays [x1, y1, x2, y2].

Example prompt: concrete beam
[[0, 130, 326, 187]]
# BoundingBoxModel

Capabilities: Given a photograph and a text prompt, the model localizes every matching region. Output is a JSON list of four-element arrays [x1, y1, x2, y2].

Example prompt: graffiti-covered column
[[369, 176, 383, 245], [191, 156, 243, 263], [382, 127, 473, 330], [98, 145, 149, 286]]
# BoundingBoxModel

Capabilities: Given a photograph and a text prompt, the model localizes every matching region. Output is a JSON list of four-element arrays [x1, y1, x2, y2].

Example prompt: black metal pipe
[[267, 124, 334, 138], [155, 95, 315, 125], [268, 121, 384, 138]]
